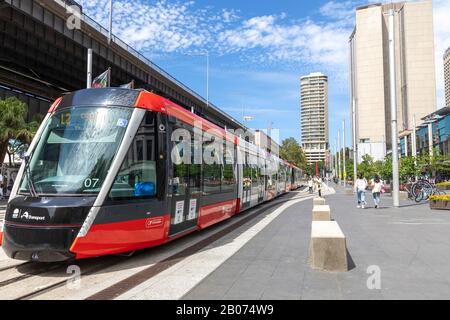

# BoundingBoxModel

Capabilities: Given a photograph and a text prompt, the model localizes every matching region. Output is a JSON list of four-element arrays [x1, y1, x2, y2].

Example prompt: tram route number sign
[[174, 201, 184, 224]]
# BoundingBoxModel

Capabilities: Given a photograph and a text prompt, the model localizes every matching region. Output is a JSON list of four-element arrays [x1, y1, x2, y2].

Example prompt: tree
[[0, 97, 41, 165], [279, 138, 307, 169], [399, 156, 416, 183], [416, 148, 450, 178], [345, 160, 354, 180], [357, 154, 375, 179]]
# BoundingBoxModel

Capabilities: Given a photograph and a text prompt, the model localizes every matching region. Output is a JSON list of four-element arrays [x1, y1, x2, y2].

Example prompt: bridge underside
[[0, 0, 243, 131]]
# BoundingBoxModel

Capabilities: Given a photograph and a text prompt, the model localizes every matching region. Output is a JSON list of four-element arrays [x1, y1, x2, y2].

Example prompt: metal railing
[[53, 0, 245, 129]]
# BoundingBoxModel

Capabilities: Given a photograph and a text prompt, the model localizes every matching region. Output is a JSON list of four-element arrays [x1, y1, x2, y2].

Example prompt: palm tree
[[0, 97, 41, 165]]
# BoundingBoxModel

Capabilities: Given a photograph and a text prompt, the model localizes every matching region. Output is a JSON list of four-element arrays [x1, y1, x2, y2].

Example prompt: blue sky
[[78, 0, 450, 149]]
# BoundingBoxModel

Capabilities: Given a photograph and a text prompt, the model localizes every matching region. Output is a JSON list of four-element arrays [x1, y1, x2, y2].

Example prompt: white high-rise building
[[300, 72, 329, 164], [349, 1, 437, 162]]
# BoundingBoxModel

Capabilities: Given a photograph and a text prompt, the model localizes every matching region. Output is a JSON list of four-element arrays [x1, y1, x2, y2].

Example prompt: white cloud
[[79, 0, 232, 54], [78, 0, 354, 78], [320, 0, 358, 20], [217, 16, 351, 65]]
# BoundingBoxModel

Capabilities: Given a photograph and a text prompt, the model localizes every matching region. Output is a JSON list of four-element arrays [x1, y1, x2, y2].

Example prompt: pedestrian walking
[[316, 176, 322, 197], [308, 177, 314, 194], [371, 175, 383, 209], [354, 173, 368, 209]]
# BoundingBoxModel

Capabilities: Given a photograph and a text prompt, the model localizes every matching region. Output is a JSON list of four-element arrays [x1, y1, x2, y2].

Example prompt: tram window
[[109, 113, 157, 200], [171, 124, 191, 196], [243, 164, 251, 189], [190, 164, 201, 194], [173, 163, 188, 196], [222, 147, 235, 192], [203, 163, 221, 194], [189, 140, 201, 194], [202, 139, 222, 194]]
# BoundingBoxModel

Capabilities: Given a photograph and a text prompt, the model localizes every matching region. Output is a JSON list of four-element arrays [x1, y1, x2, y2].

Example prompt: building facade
[[349, 0, 437, 163], [399, 107, 450, 158], [445, 47, 450, 108], [300, 72, 329, 164]]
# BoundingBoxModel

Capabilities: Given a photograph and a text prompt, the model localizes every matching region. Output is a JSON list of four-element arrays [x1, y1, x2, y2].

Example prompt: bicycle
[[405, 177, 443, 202]]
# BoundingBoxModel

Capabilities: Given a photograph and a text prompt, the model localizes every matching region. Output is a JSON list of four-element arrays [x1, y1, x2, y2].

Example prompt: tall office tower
[[300, 72, 329, 164], [349, 0, 437, 162], [445, 47, 450, 107]]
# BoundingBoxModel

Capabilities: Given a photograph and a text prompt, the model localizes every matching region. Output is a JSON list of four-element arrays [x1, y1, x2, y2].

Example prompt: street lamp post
[[108, 0, 113, 45], [388, 8, 400, 207], [342, 119, 346, 188], [337, 132, 341, 183], [334, 145, 338, 179], [87, 48, 92, 88]]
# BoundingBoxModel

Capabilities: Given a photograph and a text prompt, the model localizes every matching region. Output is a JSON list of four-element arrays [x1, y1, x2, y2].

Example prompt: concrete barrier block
[[313, 197, 326, 206], [312, 205, 331, 221], [310, 221, 348, 272]]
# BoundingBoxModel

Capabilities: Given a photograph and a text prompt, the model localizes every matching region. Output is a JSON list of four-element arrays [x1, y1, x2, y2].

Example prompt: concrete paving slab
[[183, 184, 450, 300]]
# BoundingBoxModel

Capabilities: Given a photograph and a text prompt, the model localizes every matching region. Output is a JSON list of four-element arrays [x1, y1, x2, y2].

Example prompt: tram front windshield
[[19, 106, 132, 196]]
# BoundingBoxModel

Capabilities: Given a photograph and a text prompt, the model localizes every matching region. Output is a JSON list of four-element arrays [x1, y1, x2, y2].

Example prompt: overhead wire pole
[[87, 48, 92, 88], [350, 37, 358, 185], [342, 119, 346, 187], [388, 8, 400, 207], [108, 0, 113, 45], [337, 131, 341, 184], [206, 50, 209, 108], [335, 145, 338, 179], [412, 114, 417, 179]]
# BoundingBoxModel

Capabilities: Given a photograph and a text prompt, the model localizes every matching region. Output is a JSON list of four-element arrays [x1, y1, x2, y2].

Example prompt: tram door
[[168, 124, 201, 236]]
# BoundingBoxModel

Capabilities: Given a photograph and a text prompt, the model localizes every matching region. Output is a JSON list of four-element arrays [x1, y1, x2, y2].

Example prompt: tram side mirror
[[134, 182, 156, 197]]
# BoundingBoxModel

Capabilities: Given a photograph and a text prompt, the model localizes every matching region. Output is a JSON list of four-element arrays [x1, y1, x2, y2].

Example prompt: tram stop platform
[[172, 185, 450, 300]]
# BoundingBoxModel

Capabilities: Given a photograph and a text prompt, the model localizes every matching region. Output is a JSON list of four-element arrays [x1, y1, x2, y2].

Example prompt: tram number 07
[[84, 178, 100, 189]]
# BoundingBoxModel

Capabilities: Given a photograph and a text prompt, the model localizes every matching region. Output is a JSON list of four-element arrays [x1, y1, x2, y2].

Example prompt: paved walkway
[[183, 185, 450, 300]]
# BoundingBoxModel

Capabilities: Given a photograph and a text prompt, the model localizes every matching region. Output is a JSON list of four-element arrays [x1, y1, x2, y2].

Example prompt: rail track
[[0, 189, 314, 300]]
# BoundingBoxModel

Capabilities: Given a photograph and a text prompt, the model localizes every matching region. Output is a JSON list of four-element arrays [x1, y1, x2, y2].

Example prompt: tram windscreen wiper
[[23, 153, 38, 197]]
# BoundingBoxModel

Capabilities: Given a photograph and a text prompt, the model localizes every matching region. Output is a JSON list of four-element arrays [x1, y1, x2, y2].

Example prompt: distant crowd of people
[[307, 176, 324, 197]]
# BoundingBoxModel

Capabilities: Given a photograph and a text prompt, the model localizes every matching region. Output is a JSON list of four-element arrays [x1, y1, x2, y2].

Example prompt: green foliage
[[355, 149, 450, 183], [399, 156, 416, 183], [0, 97, 41, 165], [416, 148, 450, 176], [357, 154, 375, 179], [345, 160, 354, 180], [279, 138, 307, 169]]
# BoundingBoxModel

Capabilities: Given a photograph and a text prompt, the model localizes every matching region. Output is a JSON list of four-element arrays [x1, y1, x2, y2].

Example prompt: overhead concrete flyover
[[0, 0, 246, 133]]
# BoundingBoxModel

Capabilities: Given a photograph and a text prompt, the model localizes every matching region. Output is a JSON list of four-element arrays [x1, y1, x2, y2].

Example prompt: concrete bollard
[[310, 221, 348, 272], [313, 197, 326, 206], [312, 205, 331, 221]]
